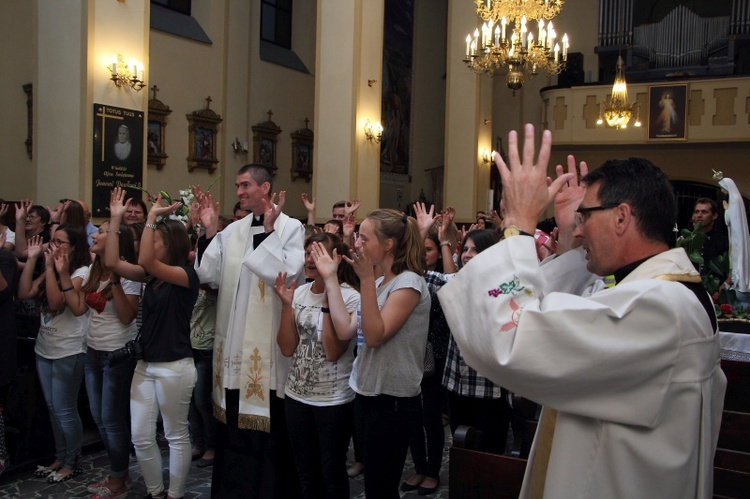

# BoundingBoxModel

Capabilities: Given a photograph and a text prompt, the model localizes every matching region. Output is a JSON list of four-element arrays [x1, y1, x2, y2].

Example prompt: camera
[[106, 338, 143, 366]]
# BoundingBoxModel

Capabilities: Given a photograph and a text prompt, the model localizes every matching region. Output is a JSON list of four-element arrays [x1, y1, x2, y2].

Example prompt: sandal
[[47, 465, 83, 483], [34, 464, 61, 478]]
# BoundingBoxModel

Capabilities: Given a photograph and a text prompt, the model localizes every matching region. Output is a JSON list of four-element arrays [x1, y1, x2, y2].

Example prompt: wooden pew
[[713, 359, 750, 498], [450, 425, 528, 499]]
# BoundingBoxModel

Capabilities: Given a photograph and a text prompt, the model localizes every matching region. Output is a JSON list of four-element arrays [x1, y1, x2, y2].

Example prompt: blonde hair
[[365, 209, 424, 275]]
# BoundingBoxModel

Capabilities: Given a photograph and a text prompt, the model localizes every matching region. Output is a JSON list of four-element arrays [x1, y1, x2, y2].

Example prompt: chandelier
[[463, 0, 570, 91], [596, 56, 641, 129]]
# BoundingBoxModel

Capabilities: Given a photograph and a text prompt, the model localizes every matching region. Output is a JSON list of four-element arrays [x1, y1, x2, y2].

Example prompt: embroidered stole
[[213, 211, 289, 432]]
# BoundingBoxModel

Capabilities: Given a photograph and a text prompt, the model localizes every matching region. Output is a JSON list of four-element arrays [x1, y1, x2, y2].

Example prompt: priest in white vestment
[[439, 126, 726, 499], [195, 164, 305, 498]]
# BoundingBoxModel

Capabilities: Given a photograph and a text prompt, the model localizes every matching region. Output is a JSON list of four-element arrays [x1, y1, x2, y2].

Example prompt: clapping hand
[[148, 193, 182, 219], [110, 187, 130, 220], [343, 243, 374, 280], [261, 191, 286, 233], [310, 241, 340, 281], [301, 193, 316, 214], [273, 271, 296, 307]]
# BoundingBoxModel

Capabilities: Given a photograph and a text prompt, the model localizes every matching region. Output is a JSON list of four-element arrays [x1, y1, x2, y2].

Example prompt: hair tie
[[402, 214, 408, 223]]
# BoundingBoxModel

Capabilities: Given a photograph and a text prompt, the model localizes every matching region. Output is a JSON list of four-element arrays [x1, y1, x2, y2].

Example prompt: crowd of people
[[0, 123, 731, 498]]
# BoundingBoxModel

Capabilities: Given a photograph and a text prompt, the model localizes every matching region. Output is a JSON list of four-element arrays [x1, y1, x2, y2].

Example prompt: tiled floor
[[0, 428, 452, 498]]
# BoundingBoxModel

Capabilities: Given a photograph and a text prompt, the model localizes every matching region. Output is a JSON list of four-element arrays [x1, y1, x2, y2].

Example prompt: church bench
[[450, 425, 527, 499], [720, 359, 750, 413]]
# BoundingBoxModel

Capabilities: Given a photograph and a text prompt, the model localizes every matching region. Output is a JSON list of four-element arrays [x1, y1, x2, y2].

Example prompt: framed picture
[[648, 84, 688, 141], [187, 97, 222, 173], [92, 104, 144, 217], [252, 110, 281, 175], [147, 86, 172, 170], [290, 118, 313, 182]]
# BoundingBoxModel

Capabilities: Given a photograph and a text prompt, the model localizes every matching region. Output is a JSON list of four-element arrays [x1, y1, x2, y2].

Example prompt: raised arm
[[12, 199, 32, 258], [343, 247, 420, 348], [53, 247, 88, 316], [139, 194, 191, 288], [301, 193, 316, 225], [413, 202, 436, 240], [17, 235, 45, 299], [109, 275, 139, 324], [552, 155, 588, 254], [105, 187, 147, 282], [439, 208, 457, 274], [312, 242, 357, 360], [273, 271, 299, 357]]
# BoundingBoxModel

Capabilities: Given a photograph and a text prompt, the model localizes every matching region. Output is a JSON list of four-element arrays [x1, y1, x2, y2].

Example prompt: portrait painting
[[648, 84, 688, 140]]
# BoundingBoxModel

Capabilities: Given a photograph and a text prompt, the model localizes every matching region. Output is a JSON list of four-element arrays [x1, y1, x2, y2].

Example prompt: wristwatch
[[503, 225, 533, 238]]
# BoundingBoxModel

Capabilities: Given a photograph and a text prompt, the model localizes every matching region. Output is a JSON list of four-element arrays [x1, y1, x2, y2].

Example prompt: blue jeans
[[36, 353, 86, 468], [189, 348, 216, 452], [84, 347, 135, 477]]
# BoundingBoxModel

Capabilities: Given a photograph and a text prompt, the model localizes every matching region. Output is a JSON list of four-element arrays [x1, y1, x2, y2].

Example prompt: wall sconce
[[108, 54, 146, 91], [232, 137, 248, 154], [363, 120, 383, 143], [481, 148, 493, 164]]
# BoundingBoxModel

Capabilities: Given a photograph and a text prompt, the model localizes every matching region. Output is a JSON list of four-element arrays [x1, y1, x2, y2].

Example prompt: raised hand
[[273, 271, 296, 306], [301, 193, 316, 213], [53, 247, 70, 275], [26, 234, 45, 260], [109, 187, 130, 220], [14, 199, 31, 224], [345, 198, 361, 216], [148, 193, 182, 220], [494, 124, 573, 233], [261, 191, 286, 232], [342, 213, 356, 237], [553, 155, 588, 253], [310, 241, 340, 281], [0, 203, 8, 220], [413, 202, 436, 238], [342, 244, 374, 280]]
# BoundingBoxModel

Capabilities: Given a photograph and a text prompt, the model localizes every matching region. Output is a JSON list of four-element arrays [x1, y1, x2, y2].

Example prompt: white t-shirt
[[85, 272, 140, 351], [2, 228, 14, 247], [284, 282, 360, 406], [35, 266, 90, 359]]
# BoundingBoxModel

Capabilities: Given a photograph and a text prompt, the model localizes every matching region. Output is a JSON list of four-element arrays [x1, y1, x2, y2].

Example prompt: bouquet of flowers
[[126, 175, 220, 235]]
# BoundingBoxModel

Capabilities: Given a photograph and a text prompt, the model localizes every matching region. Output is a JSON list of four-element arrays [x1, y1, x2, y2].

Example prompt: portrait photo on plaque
[[92, 104, 144, 217]]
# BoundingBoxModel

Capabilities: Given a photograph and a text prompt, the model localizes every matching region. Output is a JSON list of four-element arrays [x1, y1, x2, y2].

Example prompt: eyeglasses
[[574, 204, 619, 226], [50, 238, 71, 246], [26, 214, 41, 221]]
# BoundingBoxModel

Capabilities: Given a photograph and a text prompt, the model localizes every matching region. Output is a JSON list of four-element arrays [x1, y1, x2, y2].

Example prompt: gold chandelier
[[596, 56, 641, 129], [463, 0, 570, 91]]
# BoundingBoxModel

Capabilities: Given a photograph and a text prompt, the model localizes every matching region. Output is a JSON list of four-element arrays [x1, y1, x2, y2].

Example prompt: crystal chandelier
[[463, 0, 570, 91], [596, 56, 641, 129]]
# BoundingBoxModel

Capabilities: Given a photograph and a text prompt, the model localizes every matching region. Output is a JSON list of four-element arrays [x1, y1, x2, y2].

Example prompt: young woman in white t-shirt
[[81, 221, 140, 498], [18, 225, 91, 483], [343, 209, 431, 499], [273, 232, 360, 499]]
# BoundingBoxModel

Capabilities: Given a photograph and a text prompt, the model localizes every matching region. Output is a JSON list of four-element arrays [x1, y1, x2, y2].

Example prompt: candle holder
[[108, 54, 146, 91]]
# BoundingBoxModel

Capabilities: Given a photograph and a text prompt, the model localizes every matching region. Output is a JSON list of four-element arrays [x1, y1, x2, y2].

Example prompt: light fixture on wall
[[108, 54, 146, 91], [232, 137, 249, 154], [463, 0, 570, 92], [596, 56, 641, 130], [363, 120, 384, 143], [481, 148, 493, 164]]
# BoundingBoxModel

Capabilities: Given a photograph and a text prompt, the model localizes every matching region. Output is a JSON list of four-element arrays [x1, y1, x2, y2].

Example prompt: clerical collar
[[251, 214, 264, 226], [613, 254, 658, 284]]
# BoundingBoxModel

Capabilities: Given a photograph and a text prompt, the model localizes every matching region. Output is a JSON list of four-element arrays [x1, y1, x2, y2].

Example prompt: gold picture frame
[[187, 96, 222, 173], [290, 118, 313, 182], [252, 110, 281, 175], [147, 85, 172, 170]]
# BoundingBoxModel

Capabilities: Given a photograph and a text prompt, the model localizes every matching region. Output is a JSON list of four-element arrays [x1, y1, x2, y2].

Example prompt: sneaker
[[92, 484, 129, 499], [89, 475, 132, 494], [347, 462, 364, 477]]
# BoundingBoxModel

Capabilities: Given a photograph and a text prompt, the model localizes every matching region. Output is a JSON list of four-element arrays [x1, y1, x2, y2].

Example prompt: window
[[261, 0, 292, 49], [151, 0, 191, 16]]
